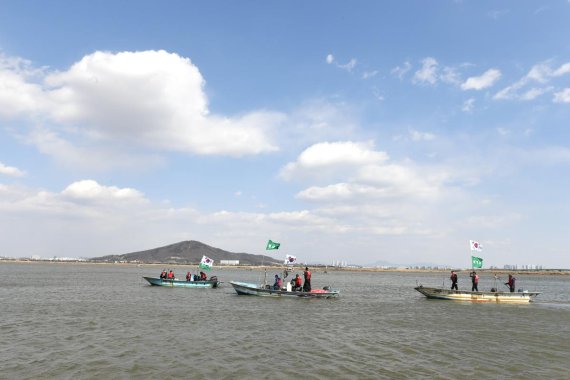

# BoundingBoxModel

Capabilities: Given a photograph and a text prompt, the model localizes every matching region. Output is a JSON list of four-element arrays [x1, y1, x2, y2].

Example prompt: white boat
[[229, 281, 339, 298], [414, 285, 540, 303]]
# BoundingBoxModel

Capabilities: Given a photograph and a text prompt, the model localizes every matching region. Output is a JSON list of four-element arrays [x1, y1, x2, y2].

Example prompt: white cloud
[[362, 70, 378, 79], [494, 61, 570, 101], [282, 140, 454, 203], [461, 69, 501, 90], [0, 162, 26, 177], [62, 180, 146, 203], [553, 88, 570, 103], [391, 61, 411, 80], [520, 87, 551, 101], [0, 50, 283, 162], [279, 141, 388, 180], [553, 63, 570, 76], [326, 54, 334, 64], [0, 55, 50, 118], [440, 67, 462, 85], [413, 57, 438, 85], [338, 58, 357, 72]]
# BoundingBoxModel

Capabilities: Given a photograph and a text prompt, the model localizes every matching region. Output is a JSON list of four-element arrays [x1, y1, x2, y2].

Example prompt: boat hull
[[143, 276, 220, 288], [414, 285, 540, 303], [230, 281, 339, 298]]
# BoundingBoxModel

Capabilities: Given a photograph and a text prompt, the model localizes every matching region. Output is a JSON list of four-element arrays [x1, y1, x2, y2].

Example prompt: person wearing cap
[[469, 271, 479, 291], [450, 270, 458, 290]]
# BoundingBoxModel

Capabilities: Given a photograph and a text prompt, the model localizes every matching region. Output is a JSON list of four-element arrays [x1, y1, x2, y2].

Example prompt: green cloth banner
[[266, 240, 280, 250], [471, 255, 483, 268]]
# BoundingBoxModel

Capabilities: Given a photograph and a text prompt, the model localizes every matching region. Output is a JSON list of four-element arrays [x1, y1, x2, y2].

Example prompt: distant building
[[220, 260, 240, 266]]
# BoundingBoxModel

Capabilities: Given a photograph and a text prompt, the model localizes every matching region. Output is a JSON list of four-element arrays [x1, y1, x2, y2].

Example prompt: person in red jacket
[[450, 271, 458, 290], [303, 267, 311, 292], [167, 270, 174, 279], [470, 271, 479, 291], [294, 274, 302, 291], [505, 274, 516, 293]]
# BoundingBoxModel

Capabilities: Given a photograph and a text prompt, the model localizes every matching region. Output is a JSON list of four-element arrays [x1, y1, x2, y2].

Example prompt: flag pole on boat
[[264, 239, 280, 287]]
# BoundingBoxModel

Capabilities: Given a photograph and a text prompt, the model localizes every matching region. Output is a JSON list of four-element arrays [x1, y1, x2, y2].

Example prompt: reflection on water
[[0, 263, 569, 379]]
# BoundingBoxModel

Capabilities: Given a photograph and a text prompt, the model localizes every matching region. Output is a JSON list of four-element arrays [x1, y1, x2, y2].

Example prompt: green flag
[[471, 255, 483, 268], [266, 240, 280, 250]]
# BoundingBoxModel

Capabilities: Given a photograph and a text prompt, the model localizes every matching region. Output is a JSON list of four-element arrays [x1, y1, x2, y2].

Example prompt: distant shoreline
[[2, 259, 569, 275]]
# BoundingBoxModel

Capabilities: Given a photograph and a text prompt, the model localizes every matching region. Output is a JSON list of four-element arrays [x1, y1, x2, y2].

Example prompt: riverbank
[[2, 259, 568, 275]]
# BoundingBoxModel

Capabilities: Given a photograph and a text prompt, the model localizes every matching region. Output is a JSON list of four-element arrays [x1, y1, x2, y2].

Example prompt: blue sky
[[1, 1, 570, 268]]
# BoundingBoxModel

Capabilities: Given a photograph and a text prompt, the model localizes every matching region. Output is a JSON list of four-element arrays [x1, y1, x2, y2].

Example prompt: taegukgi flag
[[469, 240, 483, 252], [266, 240, 280, 250], [284, 255, 297, 265], [199, 255, 214, 270]]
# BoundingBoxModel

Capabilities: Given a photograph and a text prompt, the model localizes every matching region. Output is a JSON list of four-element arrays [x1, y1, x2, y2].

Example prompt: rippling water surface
[[1, 263, 569, 379]]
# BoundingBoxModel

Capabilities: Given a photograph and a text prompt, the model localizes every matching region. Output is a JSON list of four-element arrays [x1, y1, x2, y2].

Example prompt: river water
[[1, 262, 569, 379]]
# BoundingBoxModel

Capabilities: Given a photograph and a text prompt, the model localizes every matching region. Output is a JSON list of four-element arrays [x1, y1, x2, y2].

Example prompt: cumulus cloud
[[461, 69, 501, 90], [413, 57, 438, 85], [326, 54, 334, 64], [0, 50, 283, 163], [62, 180, 146, 203], [279, 141, 388, 180], [282, 140, 455, 204], [0, 162, 26, 177]]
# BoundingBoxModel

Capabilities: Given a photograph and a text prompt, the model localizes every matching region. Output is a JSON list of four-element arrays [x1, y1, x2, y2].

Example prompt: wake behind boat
[[414, 285, 540, 303], [143, 276, 220, 288], [230, 281, 339, 298]]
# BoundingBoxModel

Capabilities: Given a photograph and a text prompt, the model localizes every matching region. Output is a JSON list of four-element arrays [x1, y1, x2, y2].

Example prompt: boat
[[414, 285, 540, 303], [229, 281, 339, 298], [143, 276, 220, 288]]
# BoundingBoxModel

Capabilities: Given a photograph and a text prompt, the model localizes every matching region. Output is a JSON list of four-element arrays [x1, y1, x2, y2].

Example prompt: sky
[[1, 1, 570, 268]]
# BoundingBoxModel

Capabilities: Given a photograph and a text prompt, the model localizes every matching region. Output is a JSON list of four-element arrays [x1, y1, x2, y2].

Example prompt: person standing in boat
[[303, 267, 312, 292], [450, 270, 458, 290], [469, 271, 479, 291], [160, 269, 167, 279], [167, 270, 175, 280], [505, 274, 516, 292]]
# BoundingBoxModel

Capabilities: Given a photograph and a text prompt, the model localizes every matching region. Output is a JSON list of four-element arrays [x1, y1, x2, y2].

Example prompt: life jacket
[[295, 277, 302, 287], [474, 275, 479, 283], [305, 270, 311, 280], [167, 271, 174, 279], [277, 278, 283, 287]]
